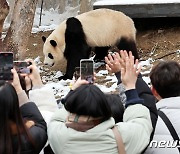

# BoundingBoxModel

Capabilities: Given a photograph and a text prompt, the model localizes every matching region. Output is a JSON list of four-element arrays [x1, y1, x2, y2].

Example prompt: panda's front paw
[[58, 74, 71, 81], [58, 75, 68, 81]]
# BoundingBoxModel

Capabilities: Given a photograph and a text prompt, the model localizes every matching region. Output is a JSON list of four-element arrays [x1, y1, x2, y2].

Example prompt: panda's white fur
[[76, 9, 136, 47], [43, 8, 136, 67], [43, 20, 66, 66]]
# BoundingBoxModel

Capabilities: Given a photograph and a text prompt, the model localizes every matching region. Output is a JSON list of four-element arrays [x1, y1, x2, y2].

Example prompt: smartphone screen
[[0, 52, 13, 80], [80, 59, 94, 84], [14, 61, 30, 74]]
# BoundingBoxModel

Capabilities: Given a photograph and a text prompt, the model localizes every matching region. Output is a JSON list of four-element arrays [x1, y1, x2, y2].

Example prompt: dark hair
[[64, 84, 111, 121], [150, 61, 180, 98], [0, 81, 32, 154], [105, 94, 124, 123]]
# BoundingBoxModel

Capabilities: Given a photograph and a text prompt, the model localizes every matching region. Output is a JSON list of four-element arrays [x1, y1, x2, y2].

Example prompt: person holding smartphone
[[48, 52, 153, 154], [0, 68, 47, 154], [19, 59, 58, 154], [20, 59, 58, 125]]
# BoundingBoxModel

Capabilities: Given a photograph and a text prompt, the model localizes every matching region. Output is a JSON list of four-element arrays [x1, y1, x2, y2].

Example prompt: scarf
[[65, 113, 102, 132]]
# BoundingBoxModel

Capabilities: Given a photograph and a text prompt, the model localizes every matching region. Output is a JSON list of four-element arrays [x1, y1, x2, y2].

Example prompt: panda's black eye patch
[[48, 53, 54, 59], [50, 40, 57, 47]]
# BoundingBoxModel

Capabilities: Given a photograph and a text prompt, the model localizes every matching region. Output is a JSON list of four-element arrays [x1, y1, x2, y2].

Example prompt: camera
[[0, 52, 13, 80], [14, 61, 31, 74], [80, 59, 94, 84]]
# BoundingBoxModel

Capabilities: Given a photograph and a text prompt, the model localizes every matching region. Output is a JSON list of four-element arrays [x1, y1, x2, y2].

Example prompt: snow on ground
[[34, 55, 153, 101], [36, 58, 120, 101]]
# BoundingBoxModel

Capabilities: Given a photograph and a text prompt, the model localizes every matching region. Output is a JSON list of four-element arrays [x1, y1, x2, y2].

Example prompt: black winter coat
[[12, 102, 47, 154]]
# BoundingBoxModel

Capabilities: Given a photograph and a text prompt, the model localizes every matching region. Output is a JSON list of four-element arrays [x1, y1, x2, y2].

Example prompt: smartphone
[[14, 61, 31, 74], [80, 59, 94, 84], [0, 52, 13, 80]]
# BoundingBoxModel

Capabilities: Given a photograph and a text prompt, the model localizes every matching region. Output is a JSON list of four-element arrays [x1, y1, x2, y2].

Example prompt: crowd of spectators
[[0, 49, 179, 154]]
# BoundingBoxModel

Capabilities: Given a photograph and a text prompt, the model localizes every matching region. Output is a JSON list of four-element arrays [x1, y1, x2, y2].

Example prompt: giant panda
[[42, 8, 139, 80]]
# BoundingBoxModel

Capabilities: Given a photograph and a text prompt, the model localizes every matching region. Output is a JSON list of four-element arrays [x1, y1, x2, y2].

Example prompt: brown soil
[[26, 17, 180, 75], [135, 17, 180, 64]]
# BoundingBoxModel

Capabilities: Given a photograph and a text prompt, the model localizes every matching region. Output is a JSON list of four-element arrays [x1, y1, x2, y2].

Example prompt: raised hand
[[120, 51, 141, 90], [25, 59, 43, 87], [71, 77, 89, 90], [11, 68, 23, 94], [105, 52, 122, 73]]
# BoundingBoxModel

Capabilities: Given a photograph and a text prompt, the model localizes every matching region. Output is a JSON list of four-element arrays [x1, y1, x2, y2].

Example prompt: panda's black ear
[[42, 36, 46, 43], [50, 40, 57, 47]]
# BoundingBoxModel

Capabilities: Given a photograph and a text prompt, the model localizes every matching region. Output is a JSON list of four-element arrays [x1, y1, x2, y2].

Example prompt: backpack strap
[[112, 126, 126, 154], [158, 110, 180, 153]]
